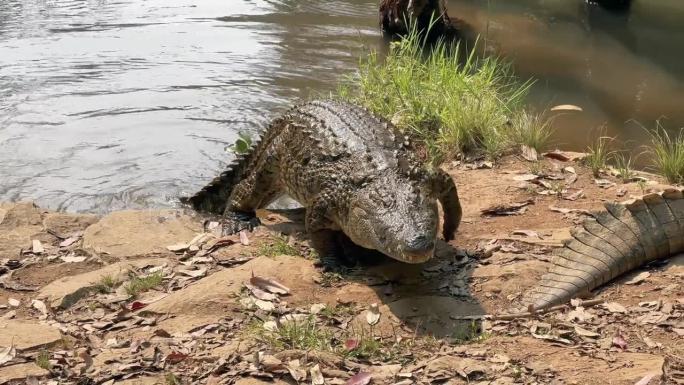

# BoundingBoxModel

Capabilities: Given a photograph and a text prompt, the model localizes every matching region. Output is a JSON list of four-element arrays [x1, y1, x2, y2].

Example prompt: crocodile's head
[[345, 172, 438, 263]]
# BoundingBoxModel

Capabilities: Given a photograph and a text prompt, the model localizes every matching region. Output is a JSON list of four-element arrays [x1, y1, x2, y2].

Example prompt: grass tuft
[[256, 316, 333, 351], [35, 350, 52, 370], [612, 152, 636, 182], [584, 128, 615, 177], [648, 123, 684, 184], [257, 235, 300, 257], [95, 274, 120, 294], [338, 22, 539, 164], [125, 272, 163, 297]]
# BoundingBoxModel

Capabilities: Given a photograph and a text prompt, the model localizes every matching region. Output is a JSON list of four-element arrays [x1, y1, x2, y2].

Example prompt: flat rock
[[38, 258, 168, 309], [146, 255, 319, 332], [82, 210, 202, 257], [0, 320, 61, 351], [0, 363, 50, 383]]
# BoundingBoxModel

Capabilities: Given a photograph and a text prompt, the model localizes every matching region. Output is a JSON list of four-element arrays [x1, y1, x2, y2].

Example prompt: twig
[[492, 298, 605, 320]]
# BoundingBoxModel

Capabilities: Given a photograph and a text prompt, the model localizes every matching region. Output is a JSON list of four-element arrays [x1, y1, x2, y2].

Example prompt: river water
[[1, 0, 683, 213]]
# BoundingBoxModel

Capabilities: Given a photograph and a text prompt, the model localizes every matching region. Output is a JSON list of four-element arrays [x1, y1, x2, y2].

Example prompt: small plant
[[549, 181, 565, 197], [257, 235, 300, 257], [528, 161, 544, 176], [584, 128, 615, 177], [510, 110, 554, 153], [636, 179, 648, 194], [125, 272, 163, 297], [344, 328, 383, 360], [648, 123, 684, 184], [226, 132, 252, 155], [450, 320, 489, 343], [612, 152, 635, 182], [95, 274, 120, 294], [35, 350, 51, 370], [165, 372, 182, 385], [257, 316, 334, 351]]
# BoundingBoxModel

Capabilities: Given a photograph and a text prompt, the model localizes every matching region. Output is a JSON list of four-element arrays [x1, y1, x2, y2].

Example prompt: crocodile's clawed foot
[[220, 211, 261, 235]]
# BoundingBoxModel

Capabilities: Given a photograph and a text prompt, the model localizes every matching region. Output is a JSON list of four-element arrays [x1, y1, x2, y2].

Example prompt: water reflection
[[1, 0, 683, 213]]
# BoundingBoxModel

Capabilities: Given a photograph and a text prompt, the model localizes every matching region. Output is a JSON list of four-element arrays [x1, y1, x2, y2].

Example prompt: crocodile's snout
[[401, 234, 435, 263]]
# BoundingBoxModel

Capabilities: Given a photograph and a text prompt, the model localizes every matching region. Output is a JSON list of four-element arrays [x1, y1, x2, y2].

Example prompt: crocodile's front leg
[[432, 169, 462, 241], [305, 195, 358, 267]]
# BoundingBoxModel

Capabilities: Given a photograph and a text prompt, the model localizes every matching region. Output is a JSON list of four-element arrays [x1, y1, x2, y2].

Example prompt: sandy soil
[[0, 154, 682, 385]]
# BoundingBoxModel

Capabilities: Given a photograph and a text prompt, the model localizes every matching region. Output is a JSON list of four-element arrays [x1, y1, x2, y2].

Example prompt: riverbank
[[1, 154, 681, 384]]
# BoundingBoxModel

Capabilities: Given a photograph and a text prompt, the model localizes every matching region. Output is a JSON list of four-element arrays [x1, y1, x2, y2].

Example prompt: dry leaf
[[625, 271, 650, 285], [246, 284, 278, 301], [481, 200, 533, 216], [595, 179, 616, 189], [31, 299, 48, 316], [543, 150, 588, 162], [563, 190, 585, 201], [512, 174, 539, 181], [310, 303, 326, 314], [511, 230, 540, 238], [563, 166, 576, 174], [612, 330, 628, 350], [366, 303, 380, 325], [166, 243, 189, 252], [250, 274, 290, 295], [551, 104, 583, 112], [634, 374, 657, 385], [345, 339, 360, 351], [310, 364, 325, 385], [239, 230, 250, 246], [287, 359, 307, 382], [0, 342, 16, 365], [255, 299, 275, 311], [60, 255, 87, 263], [7, 298, 19, 307], [165, 351, 189, 364], [574, 326, 600, 338], [604, 302, 627, 313], [32, 240, 44, 254], [59, 236, 80, 247], [263, 321, 278, 332], [345, 372, 371, 385], [549, 206, 590, 215]]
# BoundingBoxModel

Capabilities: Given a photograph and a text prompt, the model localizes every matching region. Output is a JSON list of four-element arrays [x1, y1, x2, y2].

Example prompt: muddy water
[[1, 0, 683, 213]]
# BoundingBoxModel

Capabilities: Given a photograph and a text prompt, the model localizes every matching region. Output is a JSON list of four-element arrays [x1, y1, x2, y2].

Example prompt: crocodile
[[184, 99, 462, 263], [520, 189, 684, 312], [379, 0, 462, 41]]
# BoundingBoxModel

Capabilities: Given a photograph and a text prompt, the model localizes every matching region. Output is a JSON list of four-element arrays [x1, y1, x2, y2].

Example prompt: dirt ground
[[0, 153, 682, 385]]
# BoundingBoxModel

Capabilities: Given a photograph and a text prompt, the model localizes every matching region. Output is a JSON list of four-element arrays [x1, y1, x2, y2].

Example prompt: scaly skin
[[519, 188, 684, 312], [185, 99, 462, 263]]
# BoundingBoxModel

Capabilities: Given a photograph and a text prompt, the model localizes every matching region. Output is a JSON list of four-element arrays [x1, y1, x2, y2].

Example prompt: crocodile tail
[[180, 132, 266, 214], [520, 188, 684, 311]]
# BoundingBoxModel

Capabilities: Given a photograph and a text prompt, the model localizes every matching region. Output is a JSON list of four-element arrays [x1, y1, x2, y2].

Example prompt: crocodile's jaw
[[399, 247, 435, 264]]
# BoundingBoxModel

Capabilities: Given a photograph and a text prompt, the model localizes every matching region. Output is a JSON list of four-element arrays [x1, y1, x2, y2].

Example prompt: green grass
[[648, 123, 684, 184], [35, 350, 51, 370], [338, 23, 545, 164], [125, 272, 163, 297], [94, 274, 120, 294], [612, 152, 636, 182], [257, 236, 300, 257], [584, 129, 615, 177], [165, 373, 182, 385], [256, 316, 334, 351]]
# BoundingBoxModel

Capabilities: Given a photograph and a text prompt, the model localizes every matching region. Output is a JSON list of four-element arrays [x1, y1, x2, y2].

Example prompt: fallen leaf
[[263, 321, 278, 332], [32, 240, 44, 254], [595, 179, 616, 189], [165, 351, 189, 364], [563, 190, 585, 201], [345, 372, 371, 385], [0, 342, 16, 365], [177, 267, 207, 278], [543, 150, 588, 162], [7, 298, 19, 307], [625, 271, 650, 285], [255, 299, 275, 311], [130, 301, 147, 311], [612, 330, 628, 350], [250, 274, 290, 295], [310, 303, 326, 314], [59, 236, 80, 247], [60, 255, 87, 263], [31, 299, 48, 316], [310, 364, 325, 385], [521, 145, 538, 161], [345, 339, 360, 351], [549, 206, 591, 215], [245, 284, 278, 301], [604, 302, 627, 313], [551, 104, 583, 112], [287, 360, 307, 382], [239, 230, 250, 246], [563, 166, 576, 174], [574, 326, 600, 338], [481, 200, 534, 216], [511, 230, 540, 238], [366, 303, 380, 325]]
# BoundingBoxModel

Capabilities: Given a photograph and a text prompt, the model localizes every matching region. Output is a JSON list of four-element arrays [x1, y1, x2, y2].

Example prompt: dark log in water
[[378, 0, 462, 41]]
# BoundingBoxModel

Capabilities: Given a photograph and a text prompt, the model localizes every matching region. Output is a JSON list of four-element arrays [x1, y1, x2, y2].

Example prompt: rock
[[82, 210, 202, 257], [0, 202, 45, 258], [0, 320, 61, 350], [43, 211, 99, 236], [0, 363, 50, 383], [146, 255, 319, 333], [38, 258, 168, 309]]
